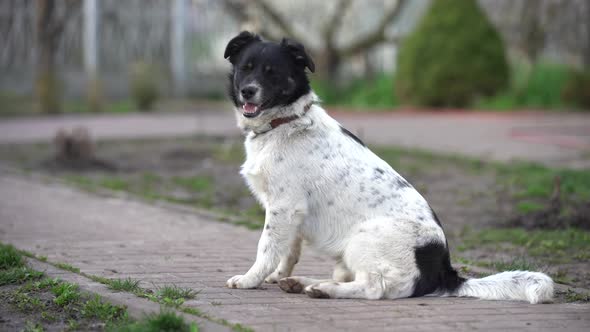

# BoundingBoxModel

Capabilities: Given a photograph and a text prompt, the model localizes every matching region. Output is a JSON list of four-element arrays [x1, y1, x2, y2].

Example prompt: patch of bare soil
[[507, 177, 590, 230]]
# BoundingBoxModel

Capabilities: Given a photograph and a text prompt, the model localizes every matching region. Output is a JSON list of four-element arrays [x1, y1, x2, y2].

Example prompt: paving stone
[[1, 174, 589, 331]]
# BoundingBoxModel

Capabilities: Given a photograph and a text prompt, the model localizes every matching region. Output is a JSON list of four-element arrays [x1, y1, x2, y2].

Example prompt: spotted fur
[[224, 32, 553, 304]]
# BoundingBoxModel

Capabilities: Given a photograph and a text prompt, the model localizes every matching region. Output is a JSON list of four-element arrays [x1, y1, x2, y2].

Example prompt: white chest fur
[[241, 139, 271, 208]]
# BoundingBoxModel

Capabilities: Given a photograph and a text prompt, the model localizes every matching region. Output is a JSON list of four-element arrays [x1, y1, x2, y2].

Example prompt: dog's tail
[[448, 270, 554, 304]]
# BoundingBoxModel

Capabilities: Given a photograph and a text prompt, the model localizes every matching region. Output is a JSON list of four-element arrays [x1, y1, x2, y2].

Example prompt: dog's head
[[224, 31, 315, 119]]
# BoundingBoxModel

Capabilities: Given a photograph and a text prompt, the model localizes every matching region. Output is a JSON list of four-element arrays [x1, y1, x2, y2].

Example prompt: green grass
[[62, 175, 96, 191], [0, 266, 44, 286], [108, 277, 142, 293], [112, 311, 198, 332], [64, 99, 136, 114], [234, 219, 264, 230], [51, 282, 80, 306], [63, 171, 267, 230], [99, 177, 131, 191], [374, 145, 487, 173], [0, 243, 44, 286], [0, 247, 200, 331], [11, 290, 46, 312], [0, 243, 25, 269], [564, 289, 590, 303], [82, 295, 127, 322], [154, 285, 198, 306], [498, 162, 590, 202], [23, 321, 44, 332], [54, 262, 80, 273], [373, 146, 590, 224], [552, 269, 574, 285], [0, 92, 139, 117], [516, 201, 545, 214], [486, 257, 540, 271], [4, 276, 131, 330], [212, 142, 245, 163], [453, 256, 543, 277], [32, 277, 61, 290], [172, 176, 213, 192], [461, 227, 590, 261]]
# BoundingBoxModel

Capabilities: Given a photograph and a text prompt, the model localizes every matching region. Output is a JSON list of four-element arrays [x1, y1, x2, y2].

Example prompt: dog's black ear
[[224, 31, 261, 63], [281, 38, 315, 73]]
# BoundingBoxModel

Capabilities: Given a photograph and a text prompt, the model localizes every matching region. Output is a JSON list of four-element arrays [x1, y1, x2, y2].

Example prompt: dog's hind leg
[[332, 260, 354, 282], [304, 271, 385, 299], [278, 260, 353, 292], [265, 235, 302, 283], [278, 276, 332, 293]]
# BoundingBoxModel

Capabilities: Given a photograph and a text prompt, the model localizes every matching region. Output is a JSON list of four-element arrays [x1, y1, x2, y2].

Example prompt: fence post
[[83, 0, 102, 111], [83, 0, 98, 76], [171, 0, 187, 97]]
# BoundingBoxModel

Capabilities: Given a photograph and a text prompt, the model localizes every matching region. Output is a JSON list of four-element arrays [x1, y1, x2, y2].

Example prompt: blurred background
[[1, 0, 589, 114], [1, 1, 590, 311]]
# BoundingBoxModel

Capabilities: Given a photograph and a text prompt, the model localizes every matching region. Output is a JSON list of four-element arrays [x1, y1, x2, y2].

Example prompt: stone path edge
[[22, 256, 236, 332]]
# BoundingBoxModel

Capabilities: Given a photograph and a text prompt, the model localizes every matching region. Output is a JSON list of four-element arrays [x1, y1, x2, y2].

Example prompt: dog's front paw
[[226, 275, 260, 289]]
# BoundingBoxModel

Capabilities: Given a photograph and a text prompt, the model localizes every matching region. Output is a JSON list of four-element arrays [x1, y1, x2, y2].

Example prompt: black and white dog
[[223, 31, 553, 303]]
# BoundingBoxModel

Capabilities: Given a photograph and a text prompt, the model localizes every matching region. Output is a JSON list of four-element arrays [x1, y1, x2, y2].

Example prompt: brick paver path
[[1, 108, 589, 168], [1, 174, 589, 331]]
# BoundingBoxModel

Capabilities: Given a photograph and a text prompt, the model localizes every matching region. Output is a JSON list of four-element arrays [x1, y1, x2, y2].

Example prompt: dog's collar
[[252, 102, 314, 136]]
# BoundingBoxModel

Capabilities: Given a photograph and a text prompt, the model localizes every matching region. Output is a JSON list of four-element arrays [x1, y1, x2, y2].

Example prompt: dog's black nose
[[241, 86, 258, 100]]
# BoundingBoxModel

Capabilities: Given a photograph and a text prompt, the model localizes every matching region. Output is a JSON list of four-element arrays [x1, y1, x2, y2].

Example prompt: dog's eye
[[264, 65, 273, 74], [241, 63, 253, 71]]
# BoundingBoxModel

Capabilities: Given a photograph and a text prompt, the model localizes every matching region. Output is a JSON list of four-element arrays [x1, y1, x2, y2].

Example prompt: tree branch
[[222, 0, 286, 41], [222, 0, 249, 23], [323, 0, 353, 48], [48, 0, 81, 38], [251, 0, 307, 43], [339, 0, 408, 57]]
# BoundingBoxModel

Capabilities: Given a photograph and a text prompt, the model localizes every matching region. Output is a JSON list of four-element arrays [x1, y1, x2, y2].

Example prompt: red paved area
[[1, 108, 589, 168]]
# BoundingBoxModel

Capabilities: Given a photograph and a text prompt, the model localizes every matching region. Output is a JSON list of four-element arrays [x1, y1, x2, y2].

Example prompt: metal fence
[[0, 0, 239, 99], [1, 0, 586, 100]]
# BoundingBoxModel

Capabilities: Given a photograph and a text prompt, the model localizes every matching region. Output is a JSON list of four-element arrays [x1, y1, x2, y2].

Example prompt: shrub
[[562, 69, 590, 110], [130, 62, 159, 111], [396, 0, 509, 107], [87, 77, 104, 113], [475, 62, 572, 110], [311, 73, 398, 109], [519, 63, 571, 108]]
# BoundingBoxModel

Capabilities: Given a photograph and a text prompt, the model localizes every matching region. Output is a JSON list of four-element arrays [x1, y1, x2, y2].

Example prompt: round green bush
[[130, 62, 159, 111], [396, 0, 509, 107], [562, 70, 590, 110]]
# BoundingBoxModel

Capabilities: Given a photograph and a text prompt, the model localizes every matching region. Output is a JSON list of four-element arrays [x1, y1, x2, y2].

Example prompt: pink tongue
[[242, 103, 258, 114]]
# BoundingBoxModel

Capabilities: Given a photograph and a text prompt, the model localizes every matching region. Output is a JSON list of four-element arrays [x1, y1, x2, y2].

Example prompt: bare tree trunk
[[36, 0, 60, 114], [316, 47, 342, 82], [585, 0, 590, 68], [520, 0, 544, 64]]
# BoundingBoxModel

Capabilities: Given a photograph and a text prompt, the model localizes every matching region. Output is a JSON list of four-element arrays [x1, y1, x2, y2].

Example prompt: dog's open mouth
[[242, 103, 262, 118]]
